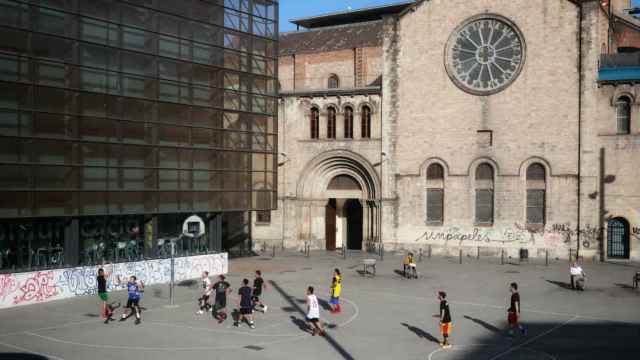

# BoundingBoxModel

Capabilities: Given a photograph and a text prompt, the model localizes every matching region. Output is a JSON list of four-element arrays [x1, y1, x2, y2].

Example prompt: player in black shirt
[[437, 291, 452, 348], [96, 268, 110, 321], [507, 282, 527, 337], [235, 278, 255, 329], [252, 270, 268, 313], [212, 275, 231, 323]]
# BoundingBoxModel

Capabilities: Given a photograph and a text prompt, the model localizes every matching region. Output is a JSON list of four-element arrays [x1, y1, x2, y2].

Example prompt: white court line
[[19, 297, 360, 352], [0, 338, 66, 360], [357, 290, 635, 324], [0, 299, 193, 338], [427, 343, 556, 360], [487, 316, 578, 360]]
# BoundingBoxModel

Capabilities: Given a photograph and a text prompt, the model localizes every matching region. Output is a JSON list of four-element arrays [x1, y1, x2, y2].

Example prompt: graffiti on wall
[[0, 253, 228, 309], [416, 223, 605, 250]]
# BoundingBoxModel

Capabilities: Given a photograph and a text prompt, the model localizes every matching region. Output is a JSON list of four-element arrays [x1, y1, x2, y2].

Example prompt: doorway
[[607, 217, 630, 259], [345, 199, 363, 250], [325, 199, 337, 251]]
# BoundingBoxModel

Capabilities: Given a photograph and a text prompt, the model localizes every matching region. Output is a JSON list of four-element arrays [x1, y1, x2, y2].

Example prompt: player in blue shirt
[[119, 275, 144, 325]]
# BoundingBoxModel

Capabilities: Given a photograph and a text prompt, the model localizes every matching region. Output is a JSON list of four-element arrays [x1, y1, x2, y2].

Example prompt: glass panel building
[[0, 0, 278, 272]]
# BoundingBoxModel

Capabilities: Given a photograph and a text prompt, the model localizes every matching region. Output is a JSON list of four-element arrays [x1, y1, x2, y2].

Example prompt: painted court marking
[[358, 290, 629, 324], [427, 343, 556, 360], [17, 297, 359, 352], [0, 339, 65, 360], [487, 316, 577, 360]]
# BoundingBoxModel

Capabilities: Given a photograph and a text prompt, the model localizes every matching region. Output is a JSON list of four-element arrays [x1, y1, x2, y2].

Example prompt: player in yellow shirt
[[330, 268, 342, 314]]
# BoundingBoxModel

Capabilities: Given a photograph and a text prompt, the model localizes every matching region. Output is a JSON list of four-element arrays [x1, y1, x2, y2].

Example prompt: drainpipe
[[576, 1, 584, 260]]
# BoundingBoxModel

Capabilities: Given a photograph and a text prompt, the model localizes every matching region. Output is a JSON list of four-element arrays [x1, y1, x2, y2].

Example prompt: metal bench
[[363, 258, 376, 277]]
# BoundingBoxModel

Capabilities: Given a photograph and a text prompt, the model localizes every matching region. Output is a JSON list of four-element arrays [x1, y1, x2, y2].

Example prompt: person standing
[[438, 291, 452, 348], [306, 286, 325, 336], [197, 271, 212, 314], [235, 278, 255, 329], [507, 282, 526, 337], [212, 275, 231, 323], [96, 268, 110, 320], [252, 270, 268, 313], [329, 268, 342, 314], [119, 276, 144, 325]]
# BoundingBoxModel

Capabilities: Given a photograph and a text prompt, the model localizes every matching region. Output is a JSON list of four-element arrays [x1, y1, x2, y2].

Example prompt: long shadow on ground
[[269, 280, 355, 360], [457, 321, 640, 360], [401, 323, 440, 344]]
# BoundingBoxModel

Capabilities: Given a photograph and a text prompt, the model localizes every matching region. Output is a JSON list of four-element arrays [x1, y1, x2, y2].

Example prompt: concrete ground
[[0, 251, 639, 360]]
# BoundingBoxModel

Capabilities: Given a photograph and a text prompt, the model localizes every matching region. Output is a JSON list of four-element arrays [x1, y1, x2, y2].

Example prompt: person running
[[119, 276, 144, 325], [235, 278, 255, 329], [252, 270, 268, 313], [306, 286, 325, 336], [196, 271, 213, 315], [438, 291, 452, 349], [96, 268, 110, 319], [212, 275, 231, 323], [507, 282, 527, 337], [329, 268, 342, 314]]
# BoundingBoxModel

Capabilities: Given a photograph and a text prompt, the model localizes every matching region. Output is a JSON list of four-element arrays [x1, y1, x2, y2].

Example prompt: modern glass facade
[[0, 0, 278, 271]]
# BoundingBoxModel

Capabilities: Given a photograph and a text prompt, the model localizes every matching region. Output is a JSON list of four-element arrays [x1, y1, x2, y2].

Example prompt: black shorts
[[306, 317, 319, 323], [126, 298, 140, 308], [240, 307, 253, 315], [214, 297, 227, 309]]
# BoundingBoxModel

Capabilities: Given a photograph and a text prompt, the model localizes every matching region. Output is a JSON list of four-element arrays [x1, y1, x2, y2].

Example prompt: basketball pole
[[170, 240, 175, 306]]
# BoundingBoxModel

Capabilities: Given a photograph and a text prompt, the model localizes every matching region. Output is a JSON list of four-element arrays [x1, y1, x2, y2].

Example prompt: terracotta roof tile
[[279, 21, 383, 56]]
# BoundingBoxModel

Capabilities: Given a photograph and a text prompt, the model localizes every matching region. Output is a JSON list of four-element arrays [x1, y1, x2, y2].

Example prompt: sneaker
[[196, 310, 204, 315], [119, 317, 126, 322], [442, 344, 452, 349], [233, 322, 239, 327], [104, 318, 110, 324], [521, 327, 527, 336], [262, 305, 268, 313], [249, 323, 255, 329], [135, 318, 141, 325]]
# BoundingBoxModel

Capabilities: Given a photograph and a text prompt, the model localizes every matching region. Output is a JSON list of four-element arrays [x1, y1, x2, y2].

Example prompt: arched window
[[426, 164, 445, 224], [475, 163, 494, 224], [344, 106, 354, 139], [361, 105, 371, 138], [327, 107, 336, 139], [616, 96, 631, 134], [526, 163, 546, 225], [328, 74, 339, 89], [607, 217, 630, 259], [310, 107, 319, 139]]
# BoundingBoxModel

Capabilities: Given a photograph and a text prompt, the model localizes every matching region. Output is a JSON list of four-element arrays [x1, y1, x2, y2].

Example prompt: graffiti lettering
[[0, 274, 18, 301], [1, 253, 228, 309], [13, 271, 58, 305]]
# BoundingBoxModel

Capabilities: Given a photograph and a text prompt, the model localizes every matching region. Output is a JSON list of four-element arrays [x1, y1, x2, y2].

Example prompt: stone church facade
[[253, 0, 640, 261]]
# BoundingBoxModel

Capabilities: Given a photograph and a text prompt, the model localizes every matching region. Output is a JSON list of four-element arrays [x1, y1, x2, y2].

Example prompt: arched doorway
[[344, 199, 363, 250], [607, 217, 630, 259], [297, 150, 380, 252]]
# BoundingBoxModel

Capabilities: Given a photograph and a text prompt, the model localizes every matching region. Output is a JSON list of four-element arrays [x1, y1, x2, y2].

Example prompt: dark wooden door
[[325, 199, 336, 251]]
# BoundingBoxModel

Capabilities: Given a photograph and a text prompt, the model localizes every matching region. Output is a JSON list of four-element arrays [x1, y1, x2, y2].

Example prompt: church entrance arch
[[298, 150, 380, 251]]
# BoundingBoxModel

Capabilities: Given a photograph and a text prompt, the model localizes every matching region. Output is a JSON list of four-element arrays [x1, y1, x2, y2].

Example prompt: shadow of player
[[545, 279, 573, 290], [290, 315, 311, 333], [463, 315, 502, 334], [401, 323, 440, 344]]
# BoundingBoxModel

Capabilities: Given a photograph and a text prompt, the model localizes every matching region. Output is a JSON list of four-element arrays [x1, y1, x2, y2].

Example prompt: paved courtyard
[[0, 251, 639, 360]]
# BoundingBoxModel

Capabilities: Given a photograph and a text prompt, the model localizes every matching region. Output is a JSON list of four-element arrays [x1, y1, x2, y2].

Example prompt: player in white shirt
[[306, 286, 325, 336], [197, 271, 213, 314]]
